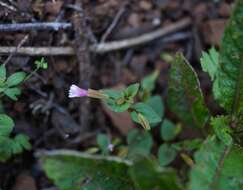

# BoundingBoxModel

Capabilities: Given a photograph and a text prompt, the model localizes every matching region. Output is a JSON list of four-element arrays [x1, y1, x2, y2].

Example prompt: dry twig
[[0, 22, 72, 32], [0, 18, 191, 56]]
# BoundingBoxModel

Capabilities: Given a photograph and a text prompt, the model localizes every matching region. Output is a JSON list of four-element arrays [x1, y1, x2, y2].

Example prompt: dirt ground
[[0, 0, 234, 189]]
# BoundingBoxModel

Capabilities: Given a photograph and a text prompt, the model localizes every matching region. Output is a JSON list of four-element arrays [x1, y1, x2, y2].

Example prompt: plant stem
[[24, 67, 39, 82]]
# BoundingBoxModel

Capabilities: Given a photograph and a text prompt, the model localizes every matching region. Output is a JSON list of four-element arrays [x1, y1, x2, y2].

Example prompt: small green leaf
[[135, 113, 151, 130], [4, 87, 21, 101], [0, 114, 14, 136], [103, 89, 122, 99], [200, 47, 219, 81], [123, 83, 139, 100], [158, 144, 177, 166], [0, 64, 6, 82], [104, 89, 132, 113], [14, 134, 31, 151], [131, 103, 161, 125], [161, 119, 181, 141], [211, 116, 233, 146], [97, 134, 110, 155], [141, 70, 159, 93], [6, 72, 26, 87], [35, 57, 48, 69], [106, 98, 131, 112], [127, 129, 153, 159]]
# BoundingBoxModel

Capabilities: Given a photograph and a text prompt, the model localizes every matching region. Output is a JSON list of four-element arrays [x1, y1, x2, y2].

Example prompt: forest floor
[[0, 0, 233, 189]]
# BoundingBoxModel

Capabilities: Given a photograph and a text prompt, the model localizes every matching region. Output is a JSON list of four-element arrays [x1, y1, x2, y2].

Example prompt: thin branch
[[3, 35, 29, 66], [0, 47, 75, 55], [0, 22, 72, 32], [100, 3, 127, 42], [94, 18, 191, 53], [0, 18, 191, 55], [0, 1, 16, 12]]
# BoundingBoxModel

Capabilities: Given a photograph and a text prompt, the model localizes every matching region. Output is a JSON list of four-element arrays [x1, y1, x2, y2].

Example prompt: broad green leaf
[[39, 150, 183, 190], [189, 136, 243, 190], [39, 150, 134, 190], [4, 87, 21, 101], [0, 114, 14, 136], [206, 1, 243, 113], [97, 134, 110, 155], [146, 95, 164, 119], [168, 53, 209, 128], [158, 144, 177, 166], [127, 129, 153, 159], [211, 116, 233, 146], [200, 47, 219, 81], [0, 64, 6, 82], [6, 72, 26, 87], [131, 103, 161, 124], [161, 119, 181, 141], [129, 158, 183, 190]]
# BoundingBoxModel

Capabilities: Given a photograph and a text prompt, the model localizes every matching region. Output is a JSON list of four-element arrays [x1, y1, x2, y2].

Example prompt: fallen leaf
[[11, 173, 37, 190], [202, 19, 227, 47]]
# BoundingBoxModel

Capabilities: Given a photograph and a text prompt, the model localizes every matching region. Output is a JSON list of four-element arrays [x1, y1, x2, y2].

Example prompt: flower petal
[[68, 84, 88, 98]]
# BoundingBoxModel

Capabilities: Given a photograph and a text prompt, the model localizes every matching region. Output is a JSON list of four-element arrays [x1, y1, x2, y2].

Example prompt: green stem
[[209, 145, 231, 190], [24, 67, 39, 82]]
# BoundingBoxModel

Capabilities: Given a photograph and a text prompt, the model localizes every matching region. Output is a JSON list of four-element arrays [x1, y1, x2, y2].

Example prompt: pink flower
[[68, 84, 88, 98]]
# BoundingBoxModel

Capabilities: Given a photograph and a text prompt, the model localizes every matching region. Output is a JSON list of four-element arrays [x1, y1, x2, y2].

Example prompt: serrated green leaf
[[0, 114, 14, 136], [168, 53, 209, 128], [211, 116, 233, 146], [127, 129, 153, 158], [161, 119, 181, 141], [129, 158, 183, 190], [39, 150, 134, 190], [97, 134, 110, 155], [189, 136, 243, 190], [6, 72, 26, 87], [208, 1, 243, 113], [200, 47, 219, 81], [158, 144, 177, 166], [4, 87, 21, 101]]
